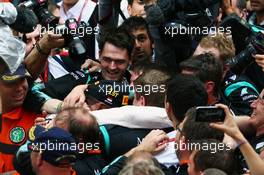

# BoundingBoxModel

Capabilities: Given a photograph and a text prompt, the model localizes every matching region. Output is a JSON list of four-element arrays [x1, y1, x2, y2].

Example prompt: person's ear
[[180, 135, 186, 143], [223, 64, 229, 72], [205, 81, 215, 95], [166, 102, 174, 118], [222, 64, 229, 79], [127, 5, 132, 16], [165, 102, 178, 128], [165, 101, 170, 114], [151, 42, 155, 49], [140, 95, 146, 106]]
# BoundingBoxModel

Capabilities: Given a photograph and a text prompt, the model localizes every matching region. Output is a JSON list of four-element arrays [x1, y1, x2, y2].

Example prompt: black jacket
[[24, 70, 131, 113]]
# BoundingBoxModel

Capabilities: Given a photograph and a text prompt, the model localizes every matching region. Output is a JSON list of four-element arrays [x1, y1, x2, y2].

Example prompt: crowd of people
[[0, 0, 264, 175]]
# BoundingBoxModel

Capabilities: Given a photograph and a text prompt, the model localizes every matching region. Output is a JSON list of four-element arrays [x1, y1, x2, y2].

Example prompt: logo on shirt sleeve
[[9, 127, 26, 144]]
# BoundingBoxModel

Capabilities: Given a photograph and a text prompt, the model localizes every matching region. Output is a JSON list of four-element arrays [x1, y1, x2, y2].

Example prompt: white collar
[[60, 0, 97, 23], [60, 0, 85, 21]]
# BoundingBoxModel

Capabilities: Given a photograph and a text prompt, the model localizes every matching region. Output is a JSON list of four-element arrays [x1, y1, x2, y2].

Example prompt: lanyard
[[77, 0, 89, 23]]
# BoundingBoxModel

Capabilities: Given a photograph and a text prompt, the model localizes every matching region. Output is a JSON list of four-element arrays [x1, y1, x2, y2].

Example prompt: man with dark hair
[[119, 16, 154, 59], [192, 34, 259, 116], [180, 53, 223, 106], [27, 28, 135, 113], [181, 108, 225, 143], [188, 140, 236, 175], [97, 27, 134, 81], [165, 74, 208, 124], [174, 108, 225, 166], [136, 74, 207, 171], [84, 16, 154, 83], [160, 104, 237, 175], [180, 52, 259, 115], [127, 0, 147, 17]]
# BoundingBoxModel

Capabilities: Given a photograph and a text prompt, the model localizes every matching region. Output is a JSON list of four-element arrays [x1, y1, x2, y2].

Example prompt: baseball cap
[[28, 125, 77, 167], [85, 80, 131, 107], [0, 63, 31, 82]]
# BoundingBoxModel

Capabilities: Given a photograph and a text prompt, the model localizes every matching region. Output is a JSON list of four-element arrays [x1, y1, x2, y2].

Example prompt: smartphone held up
[[195, 106, 225, 122]]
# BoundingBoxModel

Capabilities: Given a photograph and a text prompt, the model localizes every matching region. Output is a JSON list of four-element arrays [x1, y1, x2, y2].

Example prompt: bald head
[[54, 108, 100, 143]]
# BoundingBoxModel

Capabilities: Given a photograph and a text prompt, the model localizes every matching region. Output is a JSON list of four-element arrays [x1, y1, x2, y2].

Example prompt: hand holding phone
[[195, 106, 225, 122]]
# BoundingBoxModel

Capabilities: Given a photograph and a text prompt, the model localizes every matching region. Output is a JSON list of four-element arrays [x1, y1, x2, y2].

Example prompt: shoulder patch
[[28, 126, 36, 141], [9, 127, 26, 144]]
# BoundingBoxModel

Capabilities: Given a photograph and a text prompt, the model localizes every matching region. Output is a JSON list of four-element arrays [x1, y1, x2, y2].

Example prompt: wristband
[[56, 102, 63, 113], [236, 140, 248, 148], [36, 42, 50, 55]]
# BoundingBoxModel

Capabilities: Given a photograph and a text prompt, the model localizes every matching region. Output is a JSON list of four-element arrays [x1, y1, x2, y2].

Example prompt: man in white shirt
[[59, 0, 97, 23]]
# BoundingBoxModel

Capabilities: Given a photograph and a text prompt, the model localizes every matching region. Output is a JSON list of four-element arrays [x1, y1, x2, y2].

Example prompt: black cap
[[85, 80, 131, 107], [28, 126, 77, 167], [0, 63, 30, 82]]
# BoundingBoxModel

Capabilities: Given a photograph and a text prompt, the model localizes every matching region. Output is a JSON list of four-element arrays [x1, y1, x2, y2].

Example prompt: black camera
[[145, 0, 221, 65], [160, 10, 215, 48], [195, 106, 225, 122], [20, 0, 95, 67], [56, 18, 90, 65], [220, 14, 264, 74], [20, 0, 59, 28]]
